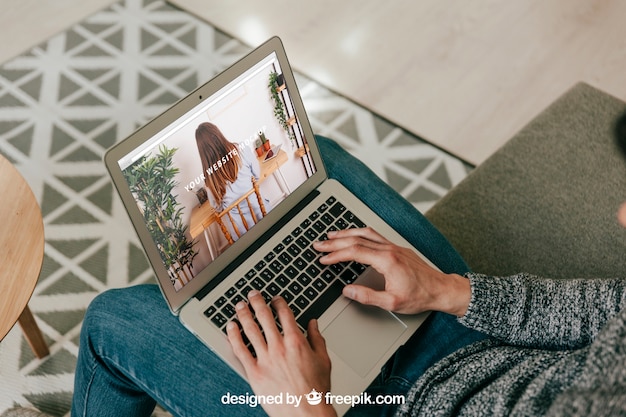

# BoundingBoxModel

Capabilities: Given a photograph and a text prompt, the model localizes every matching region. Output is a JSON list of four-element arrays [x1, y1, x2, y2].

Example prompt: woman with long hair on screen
[[195, 122, 270, 242]]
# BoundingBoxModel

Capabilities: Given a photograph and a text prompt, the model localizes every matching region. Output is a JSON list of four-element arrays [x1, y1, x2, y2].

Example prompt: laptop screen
[[114, 50, 317, 293]]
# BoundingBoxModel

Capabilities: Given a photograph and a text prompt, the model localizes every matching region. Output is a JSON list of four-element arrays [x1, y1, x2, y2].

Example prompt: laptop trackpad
[[322, 302, 406, 377]]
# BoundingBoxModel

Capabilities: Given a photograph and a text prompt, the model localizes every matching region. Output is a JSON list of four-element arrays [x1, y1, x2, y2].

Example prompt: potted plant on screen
[[259, 131, 271, 151], [123, 145, 198, 288], [269, 71, 296, 146]]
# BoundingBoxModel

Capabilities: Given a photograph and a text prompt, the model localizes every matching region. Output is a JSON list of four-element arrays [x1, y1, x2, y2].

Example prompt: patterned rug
[[0, 0, 470, 415]]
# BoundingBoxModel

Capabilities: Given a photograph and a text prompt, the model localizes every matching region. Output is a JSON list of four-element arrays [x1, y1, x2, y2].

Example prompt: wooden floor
[[2, 0, 625, 164]]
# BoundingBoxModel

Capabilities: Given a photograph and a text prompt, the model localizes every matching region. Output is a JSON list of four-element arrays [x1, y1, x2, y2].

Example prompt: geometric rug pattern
[[0, 0, 470, 415]]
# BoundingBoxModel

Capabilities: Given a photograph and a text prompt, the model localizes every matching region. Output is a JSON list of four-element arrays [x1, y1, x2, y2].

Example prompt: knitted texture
[[397, 273, 626, 416]]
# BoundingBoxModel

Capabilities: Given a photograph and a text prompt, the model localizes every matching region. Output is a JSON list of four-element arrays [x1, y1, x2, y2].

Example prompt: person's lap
[[72, 136, 488, 417]]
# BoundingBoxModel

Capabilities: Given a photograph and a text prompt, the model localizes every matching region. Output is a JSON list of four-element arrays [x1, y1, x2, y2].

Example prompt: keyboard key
[[274, 243, 285, 254], [267, 282, 281, 296], [204, 305, 217, 318], [341, 269, 358, 284], [221, 304, 236, 318], [329, 263, 343, 275], [276, 274, 290, 288], [226, 286, 237, 298], [302, 249, 317, 262], [296, 236, 309, 249], [312, 278, 326, 292], [306, 264, 321, 277], [335, 218, 349, 230], [215, 296, 227, 307], [304, 228, 318, 241], [304, 287, 319, 301], [312, 220, 326, 233], [241, 286, 253, 297], [288, 281, 303, 295], [344, 211, 366, 228], [269, 260, 284, 273], [284, 265, 299, 279], [320, 269, 335, 282], [211, 313, 228, 328], [293, 257, 307, 271], [321, 213, 334, 226], [281, 290, 294, 303], [260, 269, 275, 282], [278, 252, 293, 265], [295, 295, 309, 309], [287, 244, 302, 257], [235, 278, 246, 289], [297, 273, 312, 286], [232, 294, 244, 305], [251, 278, 265, 290], [329, 201, 346, 217]]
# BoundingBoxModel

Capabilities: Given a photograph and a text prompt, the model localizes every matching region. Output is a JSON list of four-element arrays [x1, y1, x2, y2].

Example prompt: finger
[[271, 296, 301, 335], [307, 319, 328, 356], [226, 320, 256, 370], [314, 236, 381, 256], [342, 284, 397, 311], [313, 228, 392, 259], [235, 298, 267, 354], [316, 238, 389, 268], [247, 290, 281, 345], [326, 227, 390, 245]]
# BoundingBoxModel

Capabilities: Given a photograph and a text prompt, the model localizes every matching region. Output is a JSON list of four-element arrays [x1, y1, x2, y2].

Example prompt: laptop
[[105, 37, 432, 415]]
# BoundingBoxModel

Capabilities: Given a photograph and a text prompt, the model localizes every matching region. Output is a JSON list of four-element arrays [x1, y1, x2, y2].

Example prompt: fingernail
[[236, 301, 247, 310], [247, 290, 260, 299]]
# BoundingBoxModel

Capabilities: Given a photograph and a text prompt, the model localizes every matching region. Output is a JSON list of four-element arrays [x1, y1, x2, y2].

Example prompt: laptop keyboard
[[202, 196, 368, 353]]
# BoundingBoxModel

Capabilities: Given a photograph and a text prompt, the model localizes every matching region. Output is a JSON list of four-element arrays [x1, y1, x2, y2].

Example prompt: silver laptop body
[[105, 37, 432, 415]]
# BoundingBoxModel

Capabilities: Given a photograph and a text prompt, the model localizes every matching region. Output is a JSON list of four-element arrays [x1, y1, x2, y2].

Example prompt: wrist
[[437, 273, 471, 317]]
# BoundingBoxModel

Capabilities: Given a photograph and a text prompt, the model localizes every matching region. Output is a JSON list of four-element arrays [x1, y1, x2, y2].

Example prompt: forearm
[[458, 273, 626, 349]]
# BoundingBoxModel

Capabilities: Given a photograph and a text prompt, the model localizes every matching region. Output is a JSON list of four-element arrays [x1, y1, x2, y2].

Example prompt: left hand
[[227, 290, 336, 417]]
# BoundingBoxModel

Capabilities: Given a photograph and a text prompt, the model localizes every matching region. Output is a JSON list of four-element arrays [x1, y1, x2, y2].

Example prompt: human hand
[[227, 291, 337, 417], [313, 227, 470, 317]]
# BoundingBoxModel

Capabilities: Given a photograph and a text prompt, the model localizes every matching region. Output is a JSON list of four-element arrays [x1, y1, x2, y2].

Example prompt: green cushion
[[426, 83, 626, 279]]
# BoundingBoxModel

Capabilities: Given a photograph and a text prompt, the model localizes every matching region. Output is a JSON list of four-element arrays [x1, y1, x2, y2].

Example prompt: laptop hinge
[[195, 188, 321, 301]]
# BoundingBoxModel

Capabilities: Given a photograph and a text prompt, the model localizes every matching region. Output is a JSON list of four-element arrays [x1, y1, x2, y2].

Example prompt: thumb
[[343, 284, 394, 310], [307, 319, 327, 353]]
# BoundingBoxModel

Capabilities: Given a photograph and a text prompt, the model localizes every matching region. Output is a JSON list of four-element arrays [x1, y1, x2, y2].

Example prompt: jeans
[[71, 136, 488, 417]]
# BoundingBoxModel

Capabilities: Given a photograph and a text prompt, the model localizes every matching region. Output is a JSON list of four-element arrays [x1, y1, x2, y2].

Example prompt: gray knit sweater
[[397, 273, 626, 416]]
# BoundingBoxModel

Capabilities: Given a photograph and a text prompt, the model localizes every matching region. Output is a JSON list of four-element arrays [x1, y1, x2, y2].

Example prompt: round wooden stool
[[0, 154, 49, 358]]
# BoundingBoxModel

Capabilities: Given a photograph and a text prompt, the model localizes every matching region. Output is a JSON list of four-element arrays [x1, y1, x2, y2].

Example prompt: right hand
[[312, 227, 471, 317]]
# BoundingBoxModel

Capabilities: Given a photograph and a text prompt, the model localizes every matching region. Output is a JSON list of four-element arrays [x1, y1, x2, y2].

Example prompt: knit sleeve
[[458, 273, 626, 349]]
